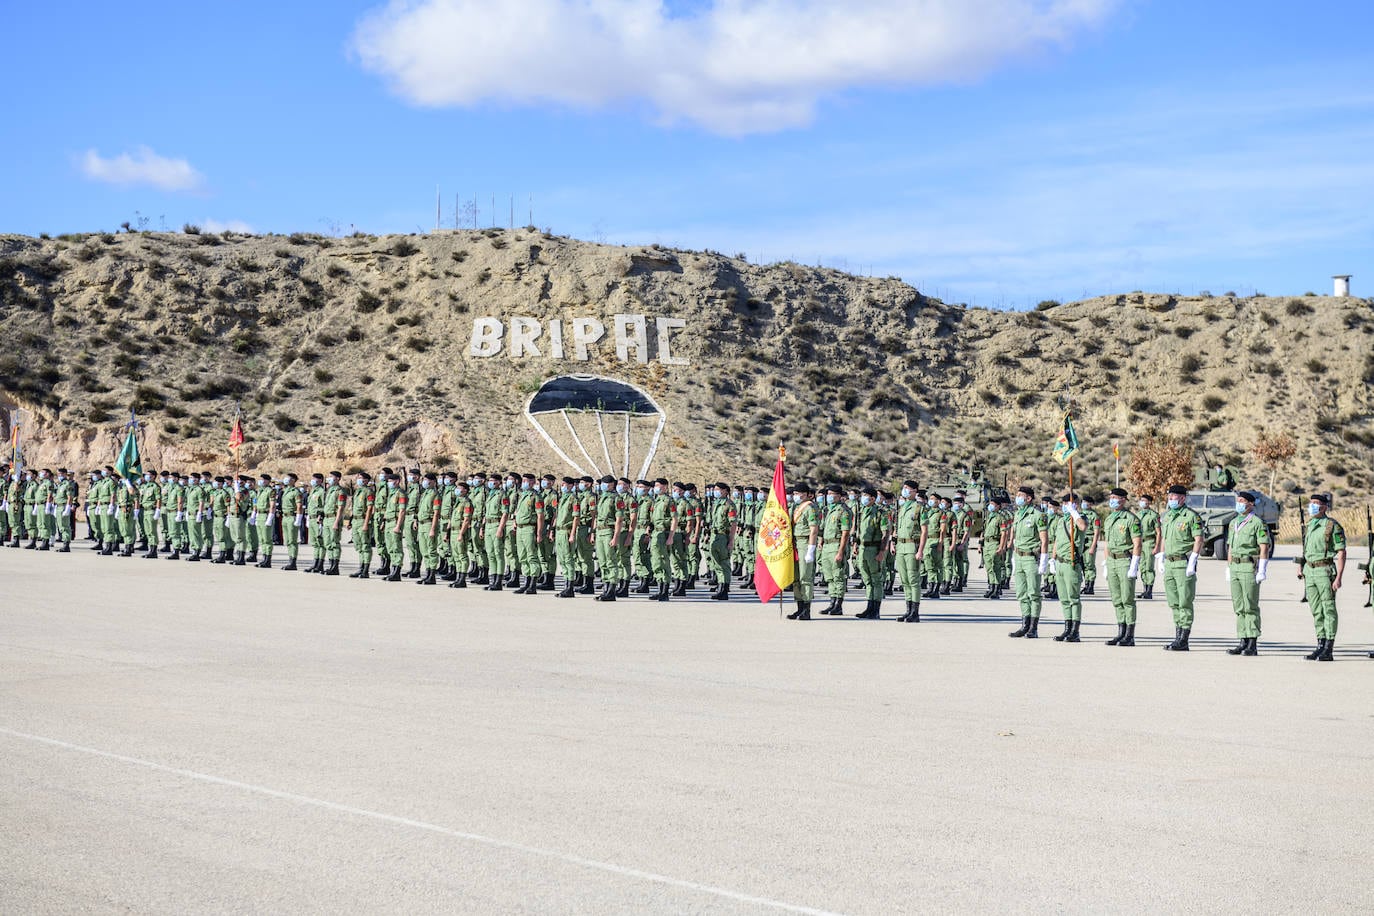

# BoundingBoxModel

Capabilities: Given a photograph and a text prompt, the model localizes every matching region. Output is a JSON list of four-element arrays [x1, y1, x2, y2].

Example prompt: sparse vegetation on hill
[[1, 230, 1371, 501]]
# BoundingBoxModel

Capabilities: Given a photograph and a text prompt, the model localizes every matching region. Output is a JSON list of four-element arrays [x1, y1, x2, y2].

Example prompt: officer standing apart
[[1225, 490, 1270, 656], [1298, 493, 1345, 662], [1008, 486, 1049, 638], [1160, 484, 1203, 651], [1049, 494, 1089, 642]]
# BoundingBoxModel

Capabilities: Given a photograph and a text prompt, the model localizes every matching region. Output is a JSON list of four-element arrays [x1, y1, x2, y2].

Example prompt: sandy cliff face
[[2, 229, 1371, 498]]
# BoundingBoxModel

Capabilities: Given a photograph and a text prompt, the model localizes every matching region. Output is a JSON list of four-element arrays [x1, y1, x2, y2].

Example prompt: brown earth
[[1, 228, 1371, 501]]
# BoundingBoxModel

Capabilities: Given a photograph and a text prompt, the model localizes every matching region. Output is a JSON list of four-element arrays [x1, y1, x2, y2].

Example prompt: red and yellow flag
[[228, 415, 245, 450], [753, 447, 795, 603]]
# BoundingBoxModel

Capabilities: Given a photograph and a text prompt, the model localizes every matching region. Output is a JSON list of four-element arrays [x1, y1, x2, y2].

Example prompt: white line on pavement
[[0, 726, 842, 916]]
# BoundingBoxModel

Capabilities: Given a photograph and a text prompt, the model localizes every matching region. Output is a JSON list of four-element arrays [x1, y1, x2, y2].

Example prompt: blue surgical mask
[[1108, 498, 1121, 510], [1235, 501, 1248, 514], [860, 495, 872, 506], [422, 480, 432, 489], [901, 487, 911, 499], [616, 484, 626, 494], [1308, 503, 1321, 516], [520, 482, 530, 491], [744, 493, 753, 502], [927, 498, 937, 508], [1167, 497, 1181, 510], [487, 481, 497, 490]]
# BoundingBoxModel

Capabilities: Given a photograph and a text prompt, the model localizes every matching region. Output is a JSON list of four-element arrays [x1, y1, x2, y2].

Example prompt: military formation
[[1, 462, 1366, 661]]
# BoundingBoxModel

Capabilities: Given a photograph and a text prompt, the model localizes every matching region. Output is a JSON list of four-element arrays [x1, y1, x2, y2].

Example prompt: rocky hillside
[[1, 229, 1371, 500]]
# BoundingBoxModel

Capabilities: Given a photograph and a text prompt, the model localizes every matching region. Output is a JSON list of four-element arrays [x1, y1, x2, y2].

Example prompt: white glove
[[175, 511, 185, 522], [1037, 553, 1048, 575], [249, 512, 258, 524], [153, 508, 161, 520], [46, 505, 56, 515], [1256, 558, 1268, 584], [0, 500, 7, 511], [1127, 556, 1140, 579], [295, 514, 303, 526], [134, 508, 142, 519], [1155, 553, 1163, 574], [63, 505, 71, 517], [1185, 552, 1198, 578], [804, 543, 816, 564], [195, 510, 203, 522], [1048, 558, 1057, 574], [1067, 506, 1080, 520], [1225, 565, 1231, 581], [266, 512, 276, 525]]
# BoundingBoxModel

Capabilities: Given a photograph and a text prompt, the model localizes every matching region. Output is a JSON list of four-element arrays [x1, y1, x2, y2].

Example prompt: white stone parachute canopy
[[524, 375, 666, 479]]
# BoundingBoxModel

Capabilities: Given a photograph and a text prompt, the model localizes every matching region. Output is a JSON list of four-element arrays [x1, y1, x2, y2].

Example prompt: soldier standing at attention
[[252, 473, 275, 568], [894, 481, 927, 622], [115, 474, 137, 556], [278, 473, 302, 571], [817, 484, 852, 615], [482, 472, 509, 590], [511, 473, 543, 595], [437, 472, 455, 580], [164, 472, 185, 559], [786, 482, 820, 619], [184, 472, 205, 562], [1080, 494, 1102, 595], [1160, 484, 1203, 651], [444, 476, 471, 588], [372, 468, 394, 578], [950, 491, 972, 592], [707, 482, 737, 600], [1008, 486, 1049, 638], [1225, 490, 1271, 656], [383, 473, 408, 582], [574, 476, 596, 594], [229, 476, 252, 565], [1101, 487, 1143, 646], [199, 472, 215, 559], [209, 477, 230, 562], [400, 469, 420, 579], [1298, 492, 1344, 662], [501, 472, 521, 586], [981, 495, 1011, 599], [552, 477, 579, 597], [348, 472, 377, 579], [684, 483, 702, 589], [1136, 493, 1161, 600], [305, 474, 326, 573], [592, 476, 621, 601], [54, 469, 75, 552], [614, 477, 636, 597], [648, 478, 675, 602], [853, 487, 886, 619], [632, 480, 654, 593], [136, 470, 159, 557], [415, 472, 442, 585], [1049, 494, 1089, 642]]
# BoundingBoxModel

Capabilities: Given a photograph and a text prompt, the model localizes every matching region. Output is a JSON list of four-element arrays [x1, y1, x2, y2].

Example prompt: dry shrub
[[1251, 431, 1296, 493], [1126, 434, 1195, 498]]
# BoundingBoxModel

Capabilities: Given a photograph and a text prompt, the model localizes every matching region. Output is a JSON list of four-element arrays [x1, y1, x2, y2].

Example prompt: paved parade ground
[[3, 544, 1373, 915]]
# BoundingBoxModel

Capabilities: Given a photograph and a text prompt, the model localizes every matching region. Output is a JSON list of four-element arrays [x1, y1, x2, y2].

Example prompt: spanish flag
[[1052, 413, 1080, 465], [753, 447, 795, 603]]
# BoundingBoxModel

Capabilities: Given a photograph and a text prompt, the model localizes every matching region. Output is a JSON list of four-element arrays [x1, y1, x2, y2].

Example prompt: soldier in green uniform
[[317, 471, 342, 576], [550, 477, 578, 597], [346, 472, 376, 579], [614, 478, 636, 597], [481, 472, 509, 590], [920, 493, 946, 600], [185, 472, 206, 562], [631, 479, 653, 592], [852, 487, 887, 619], [785, 482, 819, 619], [706, 481, 737, 600], [163, 472, 185, 559], [1048, 495, 1089, 642], [668, 482, 693, 595], [436, 471, 455, 580], [199, 472, 215, 559], [1008, 486, 1050, 638], [573, 476, 596, 594], [242, 478, 260, 564], [114, 474, 137, 556], [1225, 490, 1271, 656], [1159, 484, 1203, 651], [510, 473, 543, 594], [591, 475, 620, 601], [381, 473, 407, 582], [893, 481, 926, 622], [1135, 493, 1161, 600], [397, 468, 418, 579], [816, 484, 852, 615], [466, 472, 487, 583], [443, 475, 471, 588], [249, 474, 273, 567], [981, 495, 1011, 599], [1079, 495, 1102, 595], [1298, 493, 1345, 661], [414, 472, 442, 585], [949, 491, 973, 592], [500, 472, 521, 585], [645, 478, 674, 602], [52, 469, 74, 551], [136, 471, 160, 558], [156, 471, 173, 550], [208, 477, 229, 562], [228, 477, 251, 565], [0, 466, 10, 548], [1100, 487, 1143, 645], [276, 473, 302, 570]]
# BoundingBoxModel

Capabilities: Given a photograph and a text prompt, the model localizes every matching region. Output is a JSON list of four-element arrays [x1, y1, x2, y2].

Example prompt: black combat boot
[[513, 575, 531, 594], [1174, 627, 1189, 651], [556, 577, 575, 598], [37, 539, 51, 551], [349, 564, 367, 579], [418, 569, 436, 585], [121, 544, 135, 557], [1241, 637, 1258, 656], [374, 560, 390, 577], [447, 571, 464, 588], [145, 544, 158, 559], [91, 539, 103, 551], [1137, 583, 1153, 600], [855, 600, 880, 619], [405, 562, 421, 579], [577, 576, 595, 595], [233, 551, 246, 566], [1105, 623, 1126, 646], [1304, 640, 1324, 661], [939, 581, 951, 596], [440, 565, 458, 582], [797, 601, 811, 621], [471, 568, 488, 585], [653, 581, 670, 602], [1081, 580, 1094, 595], [673, 579, 688, 597], [387, 564, 403, 582], [787, 604, 803, 619], [326, 560, 340, 576], [616, 580, 629, 598], [595, 580, 617, 602], [256, 556, 271, 568], [505, 569, 518, 586], [1118, 624, 1135, 647], [1054, 619, 1072, 641], [633, 576, 650, 594], [245, 551, 257, 564], [1025, 617, 1039, 638], [1318, 639, 1334, 662], [1009, 616, 1031, 638], [282, 558, 296, 571], [1065, 620, 1082, 643], [827, 598, 843, 616], [903, 602, 921, 623], [1163, 627, 1181, 650], [185, 549, 199, 562], [711, 584, 729, 600]]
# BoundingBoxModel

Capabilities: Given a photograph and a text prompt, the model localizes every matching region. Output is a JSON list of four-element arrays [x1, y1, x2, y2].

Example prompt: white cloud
[[201, 219, 254, 234], [352, 0, 1117, 134], [79, 146, 204, 192]]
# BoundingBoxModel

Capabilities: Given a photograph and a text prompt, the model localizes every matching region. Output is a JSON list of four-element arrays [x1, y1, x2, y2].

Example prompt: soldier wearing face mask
[[1135, 493, 1161, 601], [1101, 487, 1143, 646], [1224, 490, 1271, 656], [1159, 484, 1203, 652], [1298, 492, 1344, 662], [1008, 485, 1050, 638]]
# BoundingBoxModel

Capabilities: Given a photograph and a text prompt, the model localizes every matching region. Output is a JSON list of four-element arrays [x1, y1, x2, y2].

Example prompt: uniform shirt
[[554, 491, 577, 529], [280, 485, 302, 517], [1012, 505, 1047, 553], [856, 503, 886, 544], [513, 489, 540, 526], [1302, 515, 1345, 563], [1226, 512, 1270, 561], [469, 486, 487, 522], [323, 484, 343, 521], [405, 482, 420, 520], [614, 492, 632, 532], [951, 508, 972, 546], [1082, 508, 1103, 551], [635, 494, 653, 534], [384, 484, 406, 521], [448, 492, 471, 532], [1161, 506, 1202, 557], [418, 487, 441, 526], [792, 502, 818, 546], [710, 497, 736, 536], [822, 501, 852, 544], [980, 507, 1003, 545], [483, 487, 508, 524], [1103, 509, 1141, 554], [307, 486, 326, 520], [138, 480, 160, 509], [650, 494, 672, 533], [211, 487, 230, 517], [252, 486, 274, 515], [1049, 512, 1086, 563], [116, 481, 135, 509], [353, 485, 376, 522], [922, 506, 947, 543], [1137, 507, 1160, 545], [595, 492, 616, 528], [165, 481, 184, 512], [233, 489, 253, 517], [186, 482, 205, 516], [896, 500, 921, 541]]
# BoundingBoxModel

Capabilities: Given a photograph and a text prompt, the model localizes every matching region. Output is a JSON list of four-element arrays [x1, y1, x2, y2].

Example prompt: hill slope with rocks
[[1, 229, 1371, 501]]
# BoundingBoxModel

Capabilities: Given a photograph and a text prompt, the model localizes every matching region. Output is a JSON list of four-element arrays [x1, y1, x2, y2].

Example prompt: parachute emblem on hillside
[[524, 375, 666, 479]]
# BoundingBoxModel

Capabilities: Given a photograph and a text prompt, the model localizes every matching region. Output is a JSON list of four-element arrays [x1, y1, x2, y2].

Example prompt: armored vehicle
[[1184, 489, 1281, 559]]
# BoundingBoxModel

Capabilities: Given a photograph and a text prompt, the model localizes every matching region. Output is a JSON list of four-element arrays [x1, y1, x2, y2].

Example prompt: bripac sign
[[469, 314, 689, 365]]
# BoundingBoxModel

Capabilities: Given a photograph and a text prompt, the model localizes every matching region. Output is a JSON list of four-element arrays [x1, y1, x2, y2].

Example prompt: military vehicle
[[1184, 488, 1281, 559], [924, 464, 1009, 518]]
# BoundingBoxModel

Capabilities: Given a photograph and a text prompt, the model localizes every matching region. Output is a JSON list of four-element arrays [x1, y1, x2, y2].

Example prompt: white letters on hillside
[[470, 315, 689, 364]]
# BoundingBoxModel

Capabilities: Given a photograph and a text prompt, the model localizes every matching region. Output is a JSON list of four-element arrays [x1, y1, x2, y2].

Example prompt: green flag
[[1052, 413, 1079, 465], [114, 412, 142, 480]]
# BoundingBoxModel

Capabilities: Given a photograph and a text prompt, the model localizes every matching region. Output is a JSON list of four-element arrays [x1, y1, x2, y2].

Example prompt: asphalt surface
[[3, 542, 1373, 915]]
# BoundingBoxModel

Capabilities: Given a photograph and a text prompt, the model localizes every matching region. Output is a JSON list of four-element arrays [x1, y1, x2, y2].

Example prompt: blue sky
[[3, 0, 1370, 308]]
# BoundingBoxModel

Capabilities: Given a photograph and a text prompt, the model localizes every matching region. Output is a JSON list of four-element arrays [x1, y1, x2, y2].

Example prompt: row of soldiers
[[3, 464, 1360, 660]]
